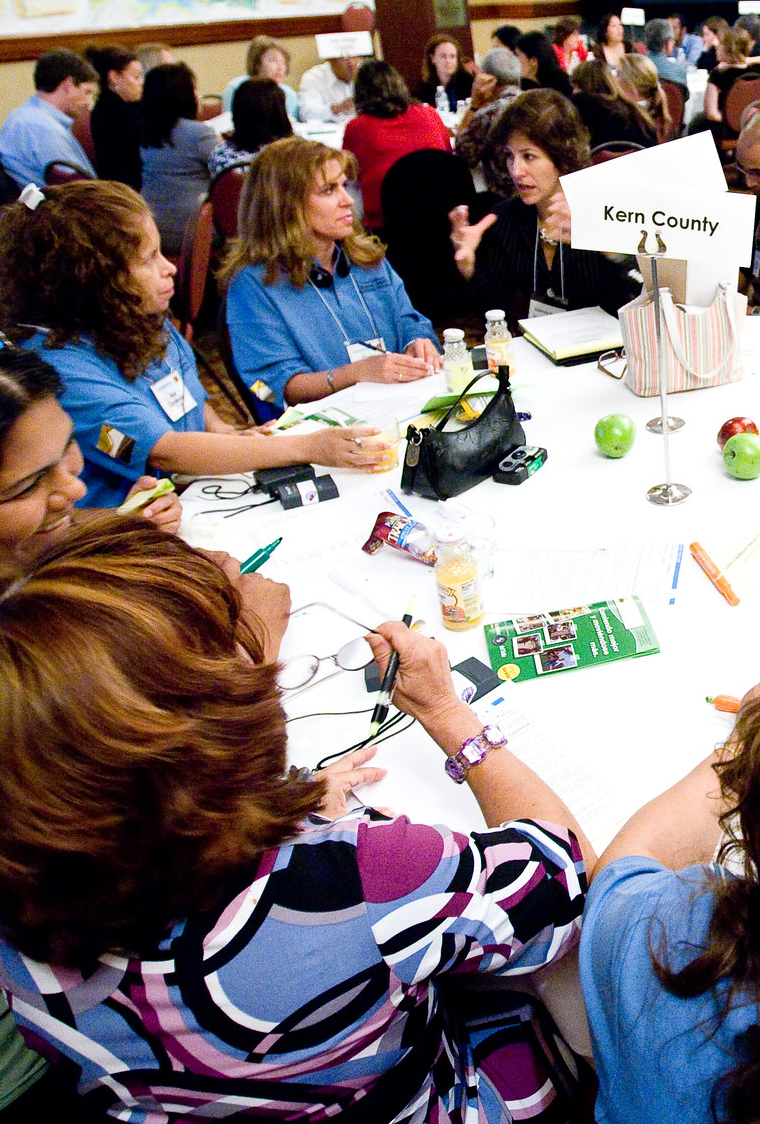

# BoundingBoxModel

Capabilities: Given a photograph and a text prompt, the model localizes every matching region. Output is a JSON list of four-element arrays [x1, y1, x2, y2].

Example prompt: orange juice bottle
[[434, 527, 483, 631]]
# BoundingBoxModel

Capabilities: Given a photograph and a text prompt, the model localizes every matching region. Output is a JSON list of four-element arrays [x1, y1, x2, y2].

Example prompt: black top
[[90, 88, 143, 191], [697, 46, 717, 71], [415, 69, 473, 113], [471, 197, 640, 331], [708, 62, 760, 115], [571, 92, 657, 149]]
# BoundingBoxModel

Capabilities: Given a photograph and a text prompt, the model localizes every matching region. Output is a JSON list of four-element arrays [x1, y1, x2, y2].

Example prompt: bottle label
[[485, 339, 513, 373], [436, 571, 483, 627], [443, 359, 474, 394]]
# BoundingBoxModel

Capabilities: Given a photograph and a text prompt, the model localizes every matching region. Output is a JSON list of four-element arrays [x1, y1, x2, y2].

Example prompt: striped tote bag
[[618, 282, 745, 396]]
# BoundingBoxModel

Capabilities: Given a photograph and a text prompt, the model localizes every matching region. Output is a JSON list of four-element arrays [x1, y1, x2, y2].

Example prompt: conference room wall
[[0, 15, 550, 123]]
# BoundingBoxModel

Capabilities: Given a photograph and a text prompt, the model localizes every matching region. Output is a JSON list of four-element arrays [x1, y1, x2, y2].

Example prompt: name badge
[[528, 291, 569, 318], [346, 337, 386, 363], [150, 370, 198, 421]]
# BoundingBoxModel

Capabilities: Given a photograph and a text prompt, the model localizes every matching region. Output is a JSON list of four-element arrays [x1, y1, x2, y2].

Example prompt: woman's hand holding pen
[[352, 350, 434, 385], [366, 622, 483, 754]]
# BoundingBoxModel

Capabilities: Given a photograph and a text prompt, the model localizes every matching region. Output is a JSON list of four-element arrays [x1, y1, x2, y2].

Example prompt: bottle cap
[[435, 524, 466, 545], [485, 309, 506, 320], [442, 328, 465, 342]]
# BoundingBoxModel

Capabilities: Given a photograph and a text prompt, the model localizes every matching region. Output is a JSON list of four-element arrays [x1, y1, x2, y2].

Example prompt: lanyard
[[307, 265, 382, 346], [533, 220, 565, 305]]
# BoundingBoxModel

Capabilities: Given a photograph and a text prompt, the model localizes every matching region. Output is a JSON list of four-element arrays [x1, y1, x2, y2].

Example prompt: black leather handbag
[[400, 367, 525, 500]]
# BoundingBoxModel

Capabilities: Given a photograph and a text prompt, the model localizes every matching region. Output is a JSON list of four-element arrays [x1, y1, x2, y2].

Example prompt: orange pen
[[689, 542, 740, 607]]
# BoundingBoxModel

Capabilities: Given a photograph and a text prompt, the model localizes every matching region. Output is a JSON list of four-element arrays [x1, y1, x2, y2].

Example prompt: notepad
[[518, 306, 624, 365]]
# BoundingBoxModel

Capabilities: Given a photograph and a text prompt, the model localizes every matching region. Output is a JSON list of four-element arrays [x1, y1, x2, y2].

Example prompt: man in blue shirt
[[668, 13, 704, 67], [0, 49, 97, 188], [644, 18, 689, 100]]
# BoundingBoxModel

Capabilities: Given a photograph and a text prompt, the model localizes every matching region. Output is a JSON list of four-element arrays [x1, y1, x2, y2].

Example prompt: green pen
[[240, 537, 282, 574]]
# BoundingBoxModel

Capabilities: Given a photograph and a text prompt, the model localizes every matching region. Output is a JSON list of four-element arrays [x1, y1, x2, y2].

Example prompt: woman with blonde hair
[[617, 54, 672, 141], [572, 58, 657, 147], [705, 26, 760, 123], [0, 513, 593, 1122], [221, 34, 298, 118], [0, 180, 387, 509], [221, 135, 440, 407]]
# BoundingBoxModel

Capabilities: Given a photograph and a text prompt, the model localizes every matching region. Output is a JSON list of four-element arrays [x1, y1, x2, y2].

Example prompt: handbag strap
[[659, 282, 737, 381], [434, 372, 496, 432]]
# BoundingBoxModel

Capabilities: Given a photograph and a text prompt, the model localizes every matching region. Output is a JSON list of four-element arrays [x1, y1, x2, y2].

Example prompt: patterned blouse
[[0, 811, 586, 1122]]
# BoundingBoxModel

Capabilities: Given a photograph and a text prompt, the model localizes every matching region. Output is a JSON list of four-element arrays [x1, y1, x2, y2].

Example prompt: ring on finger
[[353, 437, 363, 447]]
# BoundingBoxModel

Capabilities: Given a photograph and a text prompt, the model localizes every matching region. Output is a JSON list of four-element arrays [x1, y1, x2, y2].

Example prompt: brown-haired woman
[[705, 27, 760, 123], [221, 34, 299, 119], [616, 54, 672, 141], [580, 687, 760, 1123], [220, 135, 441, 406], [593, 13, 630, 70], [571, 58, 657, 148], [0, 181, 389, 510], [416, 32, 474, 112], [342, 59, 450, 231], [0, 512, 594, 1121], [84, 43, 144, 189], [552, 16, 588, 72], [449, 88, 640, 327]]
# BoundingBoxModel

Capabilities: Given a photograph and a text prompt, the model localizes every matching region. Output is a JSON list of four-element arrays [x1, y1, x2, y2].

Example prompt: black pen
[[369, 598, 414, 737]]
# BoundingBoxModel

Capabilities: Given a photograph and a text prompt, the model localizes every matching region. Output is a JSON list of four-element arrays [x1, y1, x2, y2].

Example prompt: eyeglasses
[[279, 600, 376, 692], [597, 348, 627, 380]]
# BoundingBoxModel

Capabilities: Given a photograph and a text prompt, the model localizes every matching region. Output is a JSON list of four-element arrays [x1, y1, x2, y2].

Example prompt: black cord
[[286, 707, 373, 724], [315, 710, 415, 771]]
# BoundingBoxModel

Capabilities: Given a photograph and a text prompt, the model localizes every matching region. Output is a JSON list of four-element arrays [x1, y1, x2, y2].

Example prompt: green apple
[[594, 414, 636, 458], [723, 431, 760, 479]]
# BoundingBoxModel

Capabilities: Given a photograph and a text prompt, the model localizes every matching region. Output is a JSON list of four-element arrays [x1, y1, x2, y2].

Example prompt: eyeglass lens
[[278, 636, 374, 691]]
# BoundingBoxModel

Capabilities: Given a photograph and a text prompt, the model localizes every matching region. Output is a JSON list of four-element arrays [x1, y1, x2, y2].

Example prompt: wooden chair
[[590, 140, 645, 164], [198, 94, 223, 122], [660, 80, 686, 139], [173, 199, 214, 342], [208, 163, 249, 241], [71, 109, 96, 166], [44, 161, 95, 185]]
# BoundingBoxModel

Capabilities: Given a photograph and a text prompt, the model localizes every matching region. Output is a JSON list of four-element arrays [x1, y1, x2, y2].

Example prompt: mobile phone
[[254, 464, 316, 496], [117, 477, 175, 514], [493, 445, 547, 485]]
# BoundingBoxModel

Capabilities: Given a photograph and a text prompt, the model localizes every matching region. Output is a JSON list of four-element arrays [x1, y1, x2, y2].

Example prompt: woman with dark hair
[[221, 136, 440, 406], [140, 62, 218, 254], [572, 58, 657, 147], [84, 43, 143, 189], [580, 688, 760, 1124], [491, 23, 521, 52], [342, 59, 450, 231], [552, 17, 588, 72], [593, 13, 630, 70], [415, 32, 474, 112], [450, 88, 640, 327], [516, 31, 573, 95], [0, 512, 593, 1122], [222, 35, 299, 118], [0, 181, 388, 508], [698, 16, 730, 71], [208, 77, 292, 179]]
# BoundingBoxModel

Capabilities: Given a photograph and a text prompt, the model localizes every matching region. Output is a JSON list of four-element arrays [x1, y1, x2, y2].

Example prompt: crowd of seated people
[[5, 18, 760, 1124]]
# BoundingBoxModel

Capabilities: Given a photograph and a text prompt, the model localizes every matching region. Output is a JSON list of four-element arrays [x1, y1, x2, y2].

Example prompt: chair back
[[660, 80, 685, 138], [217, 296, 281, 425], [71, 109, 96, 165], [380, 148, 477, 323], [0, 163, 18, 205], [724, 74, 760, 134], [173, 199, 214, 340], [208, 163, 249, 240], [198, 95, 223, 122], [590, 140, 645, 164], [44, 161, 95, 185], [340, 2, 374, 31]]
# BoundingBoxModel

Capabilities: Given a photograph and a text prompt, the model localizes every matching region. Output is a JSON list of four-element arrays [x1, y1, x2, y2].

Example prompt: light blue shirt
[[581, 856, 757, 1124], [648, 51, 689, 93], [226, 253, 439, 407], [675, 32, 704, 67], [221, 75, 299, 119], [21, 324, 206, 508], [0, 94, 95, 188]]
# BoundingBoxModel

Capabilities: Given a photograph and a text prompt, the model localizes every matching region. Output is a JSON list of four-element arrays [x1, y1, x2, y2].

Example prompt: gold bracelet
[[326, 370, 336, 393]]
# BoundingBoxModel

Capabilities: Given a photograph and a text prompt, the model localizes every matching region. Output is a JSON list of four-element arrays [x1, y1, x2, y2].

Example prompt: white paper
[[316, 31, 373, 58]]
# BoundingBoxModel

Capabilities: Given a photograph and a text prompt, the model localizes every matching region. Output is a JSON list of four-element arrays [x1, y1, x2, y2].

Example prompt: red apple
[[717, 416, 758, 450]]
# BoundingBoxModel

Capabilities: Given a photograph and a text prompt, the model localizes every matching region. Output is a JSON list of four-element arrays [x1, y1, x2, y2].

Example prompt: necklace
[[539, 225, 559, 246]]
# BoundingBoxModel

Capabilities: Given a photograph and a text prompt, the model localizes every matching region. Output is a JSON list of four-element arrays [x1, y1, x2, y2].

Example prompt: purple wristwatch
[[444, 725, 507, 784]]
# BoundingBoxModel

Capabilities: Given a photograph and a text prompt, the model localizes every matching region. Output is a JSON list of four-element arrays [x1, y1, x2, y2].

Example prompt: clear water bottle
[[441, 327, 474, 395], [434, 526, 483, 632], [484, 309, 514, 375], [435, 85, 449, 115]]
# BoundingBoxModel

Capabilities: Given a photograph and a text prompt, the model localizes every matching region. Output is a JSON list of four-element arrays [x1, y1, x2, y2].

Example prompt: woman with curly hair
[[449, 88, 640, 328], [220, 136, 441, 407], [221, 34, 299, 118], [580, 686, 760, 1124], [0, 513, 593, 1122], [593, 13, 630, 71], [0, 181, 390, 507]]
